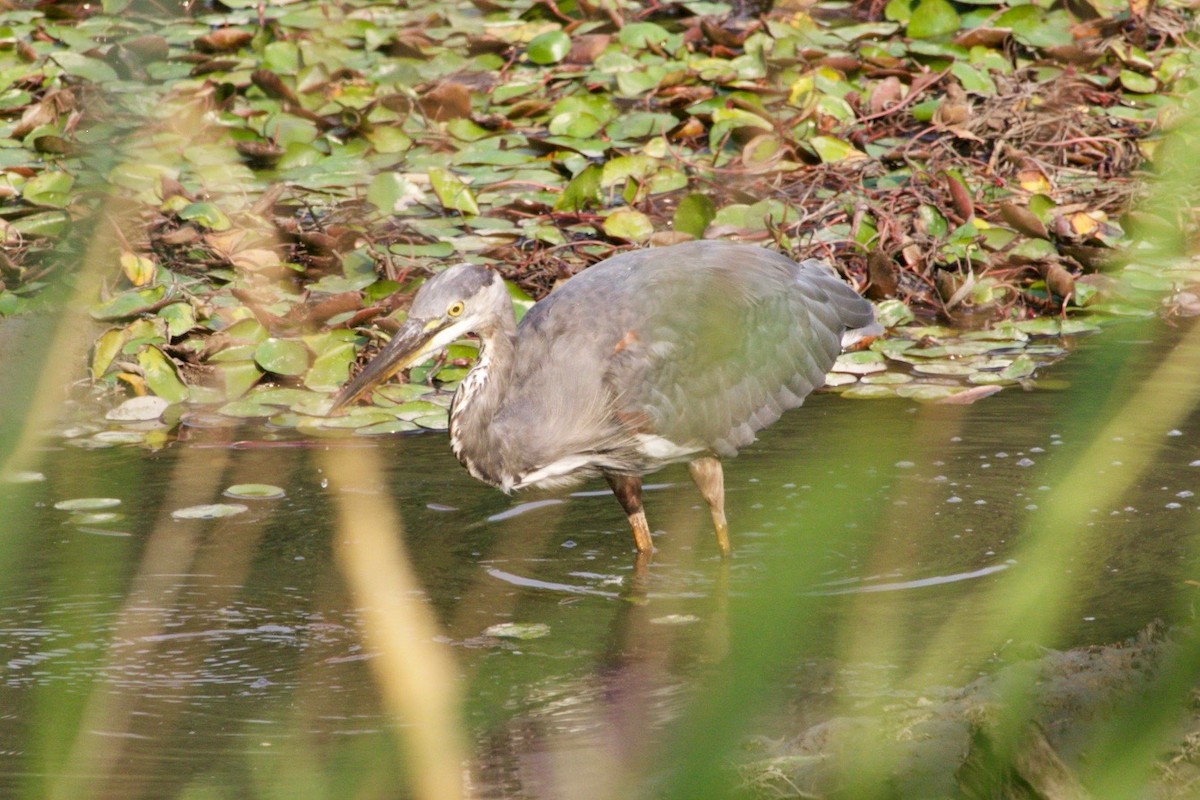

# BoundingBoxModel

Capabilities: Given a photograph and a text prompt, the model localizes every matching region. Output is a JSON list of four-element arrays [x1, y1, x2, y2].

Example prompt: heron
[[330, 240, 880, 557]]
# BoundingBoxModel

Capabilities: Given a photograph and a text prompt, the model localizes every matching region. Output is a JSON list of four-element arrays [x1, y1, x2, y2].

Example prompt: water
[[2, 320, 1198, 798]]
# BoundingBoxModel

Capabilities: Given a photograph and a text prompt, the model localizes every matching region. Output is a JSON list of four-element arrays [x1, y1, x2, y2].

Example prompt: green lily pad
[[217, 399, 277, 418], [22, 171, 74, 208], [833, 351, 887, 374], [138, 346, 189, 403], [178, 202, 231, 231], [207, 360, 265, 401], [54, 497, 122, 511], [304, 340, 356, 392], [999, 354, 1037, 380], [372, 384, 435, 403], [90, 286, 168, 321], [367, 172, 424, 215], [912, 361, 978, 376], [428, 167, 479, 215], [809, 136, 866, 163], [907, 0, 961, 38], [862, 372, 914, 384], [603, 208, 654, 242], [250, 387, 326, 406], [354, 419, 421, 435], [673, 193, 715, 239], [842, 384, 899, 399], [224, 484, 286, 500], [171, 503, 249, 520], [555, 164, 602, 212], [159, 303, 197, 338], [254, 338, 311, 376], [873, 300, 915, 328], [413, 412, 451, 430], [527, 30, 570, 65]]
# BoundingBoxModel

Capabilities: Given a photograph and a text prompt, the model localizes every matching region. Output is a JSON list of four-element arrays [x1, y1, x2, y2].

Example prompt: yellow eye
[[447, 301, 464, 317]]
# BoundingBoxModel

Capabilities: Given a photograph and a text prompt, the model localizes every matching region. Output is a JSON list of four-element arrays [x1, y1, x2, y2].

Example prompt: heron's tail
[[841, 319, 884, 351]]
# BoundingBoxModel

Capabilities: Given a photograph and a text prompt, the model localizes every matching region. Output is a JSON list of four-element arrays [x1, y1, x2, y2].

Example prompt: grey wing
[[609, 256, 868, 458]]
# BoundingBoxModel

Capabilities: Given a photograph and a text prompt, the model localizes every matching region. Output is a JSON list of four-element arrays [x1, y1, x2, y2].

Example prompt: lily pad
[[527, 30, 570, 65], [428, 167, 479, 215], [842, 384, 899, 400], [254, 338, 311, 376], [833, 351, 887, 374], [92, 430, 152, 445], [217, 399, 278, 418], [64, 511, 125, 525], [106, 395, 170, 422], [907, 0, 961, 38], [485, 622, 551, 640], [138, 346, 189, 403], [90, 286, 168, 321], [354, 419, 421, 435], [54, 497, 123, 511], [673, 193, 715, 239], [171, 503, 249, 520], [21, 171, 74, 208], [224, 484, 286, 500], [2, 471, 46, 484], [603, 208, 654, 242]]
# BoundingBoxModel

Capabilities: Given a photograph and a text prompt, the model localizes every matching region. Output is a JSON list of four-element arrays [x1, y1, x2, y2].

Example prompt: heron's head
[[329, 263, 508, 412]]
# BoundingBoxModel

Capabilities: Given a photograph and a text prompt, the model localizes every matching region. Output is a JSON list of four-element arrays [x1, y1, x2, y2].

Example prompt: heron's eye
[[447, 301, 465, 317]]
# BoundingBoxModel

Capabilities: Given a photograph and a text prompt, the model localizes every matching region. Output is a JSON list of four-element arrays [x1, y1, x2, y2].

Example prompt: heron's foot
[[689, 456, 732, 558], [629, 508, 654, 554], [713, 517, 731, 558], [605, 472, 656, 557]]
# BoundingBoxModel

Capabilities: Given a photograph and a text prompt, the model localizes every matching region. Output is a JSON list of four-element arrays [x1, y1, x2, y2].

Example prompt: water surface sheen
[[2, 323, 1198, 798]]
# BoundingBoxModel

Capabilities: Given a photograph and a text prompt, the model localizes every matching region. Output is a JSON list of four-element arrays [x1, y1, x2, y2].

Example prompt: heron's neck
[[449, 318, 517, 489]]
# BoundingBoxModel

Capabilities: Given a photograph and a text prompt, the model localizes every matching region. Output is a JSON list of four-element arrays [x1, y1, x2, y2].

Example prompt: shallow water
[[2, 319, 1198, 798]]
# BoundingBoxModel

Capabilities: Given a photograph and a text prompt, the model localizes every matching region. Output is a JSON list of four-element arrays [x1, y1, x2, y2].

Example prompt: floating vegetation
[[53, 498, 122, 512], [223, 484, 286, 500], [484, 622, 552, 641], [0, 0, 1192, 440], [170, 503, 249, 520]]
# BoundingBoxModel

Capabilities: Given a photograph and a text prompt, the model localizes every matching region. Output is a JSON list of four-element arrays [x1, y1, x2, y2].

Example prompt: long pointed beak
[[329, 318, 444, 413]]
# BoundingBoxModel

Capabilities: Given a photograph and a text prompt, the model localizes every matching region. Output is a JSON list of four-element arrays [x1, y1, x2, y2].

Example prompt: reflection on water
[[2, 321, 1199, 798]]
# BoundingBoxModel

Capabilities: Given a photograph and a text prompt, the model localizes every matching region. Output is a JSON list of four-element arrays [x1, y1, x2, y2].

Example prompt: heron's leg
[[689, 457, 731, 557], [605, 473, 654, 554]]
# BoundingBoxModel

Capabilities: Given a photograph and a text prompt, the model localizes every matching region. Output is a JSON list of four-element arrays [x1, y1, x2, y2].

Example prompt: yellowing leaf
[[809, 136, 867, 163], [92, 328, 127, 380], [120, 251, 157, 287], [1017, 168, 1052, 194], [1069, 212, 1100, 237]]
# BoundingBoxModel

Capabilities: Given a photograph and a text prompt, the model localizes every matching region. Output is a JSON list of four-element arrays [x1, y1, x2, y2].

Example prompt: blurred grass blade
[[323, 445, 467, 800]]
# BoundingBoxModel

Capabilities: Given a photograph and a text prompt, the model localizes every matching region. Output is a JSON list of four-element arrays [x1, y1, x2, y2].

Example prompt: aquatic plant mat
[[2, 0, 1200, 434]]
